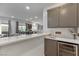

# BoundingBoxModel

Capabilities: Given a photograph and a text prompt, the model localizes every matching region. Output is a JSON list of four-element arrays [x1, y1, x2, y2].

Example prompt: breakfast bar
[[0, 33, 49, 56]]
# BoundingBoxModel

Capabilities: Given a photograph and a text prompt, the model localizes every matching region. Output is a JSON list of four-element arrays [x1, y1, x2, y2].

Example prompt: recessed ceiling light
[[11, 16, 15, 18], [26, 6, 30, 10], [35, 16, 38, 19]]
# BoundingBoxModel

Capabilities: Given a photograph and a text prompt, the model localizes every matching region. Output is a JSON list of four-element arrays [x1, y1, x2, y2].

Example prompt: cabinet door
[[77, 3, 79, 26], [47, 7, 59, 28], [78, 45, 79, 56], [59, 4, 77, 27], [44, 39, 58, 56]]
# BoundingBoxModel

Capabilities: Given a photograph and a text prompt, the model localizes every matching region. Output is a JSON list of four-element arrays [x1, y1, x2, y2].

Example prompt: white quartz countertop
[[0, 33, 49, 46], [45, 36, 79, 44]]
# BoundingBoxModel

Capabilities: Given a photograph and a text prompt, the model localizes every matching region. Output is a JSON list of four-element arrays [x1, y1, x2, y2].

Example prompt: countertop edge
[[45, 36, 79, 45], [0, 33, 49, 47]]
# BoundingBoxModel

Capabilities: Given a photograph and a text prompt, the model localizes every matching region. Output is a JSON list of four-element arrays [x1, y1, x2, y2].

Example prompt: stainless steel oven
[[58, 41, 78, 56]]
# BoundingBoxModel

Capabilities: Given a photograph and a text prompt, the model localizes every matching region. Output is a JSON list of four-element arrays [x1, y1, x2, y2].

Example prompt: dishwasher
[[58, 41, 78, 56]]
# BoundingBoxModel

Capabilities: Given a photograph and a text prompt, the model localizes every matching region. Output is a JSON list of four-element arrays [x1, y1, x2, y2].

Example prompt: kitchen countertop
[[0, 33, 49, 46], [45, 36, 79, 45]]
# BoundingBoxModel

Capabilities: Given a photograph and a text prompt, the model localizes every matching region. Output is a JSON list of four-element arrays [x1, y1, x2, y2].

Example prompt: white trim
[[47, 3, 67, 10]]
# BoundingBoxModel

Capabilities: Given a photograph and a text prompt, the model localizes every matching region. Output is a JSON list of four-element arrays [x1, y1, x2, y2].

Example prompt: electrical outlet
[[55, 31, 61, 34]]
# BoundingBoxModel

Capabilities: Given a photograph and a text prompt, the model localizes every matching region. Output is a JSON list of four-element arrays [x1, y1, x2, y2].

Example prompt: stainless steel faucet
[[68, 28, 77, 39]]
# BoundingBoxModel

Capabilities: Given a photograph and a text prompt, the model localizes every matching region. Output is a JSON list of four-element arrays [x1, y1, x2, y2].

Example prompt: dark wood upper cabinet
[[47, 7, 59, 28], [59, 4, 77, 27]]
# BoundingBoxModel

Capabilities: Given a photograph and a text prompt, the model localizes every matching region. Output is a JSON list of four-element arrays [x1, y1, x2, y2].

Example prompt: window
[[1, 24, 8, 34], [32, 23, 38, 31], [19, 26, 26, 32]]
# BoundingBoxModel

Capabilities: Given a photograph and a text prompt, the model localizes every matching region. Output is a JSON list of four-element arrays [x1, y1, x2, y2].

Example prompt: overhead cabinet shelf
[[47, 3, 78, 28]]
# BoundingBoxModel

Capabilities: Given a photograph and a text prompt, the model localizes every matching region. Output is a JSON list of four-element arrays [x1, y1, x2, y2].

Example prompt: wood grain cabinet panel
[[77, 3, 79, 26], [47, 3, 77, 28], [44, 39, 58, 56], [47, 7, 59, 28], [59, 4, 77, 27]]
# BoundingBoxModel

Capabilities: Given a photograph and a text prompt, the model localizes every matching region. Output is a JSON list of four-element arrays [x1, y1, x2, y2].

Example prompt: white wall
[[43, 3, 73, 39], [10, 20, 16, 34]]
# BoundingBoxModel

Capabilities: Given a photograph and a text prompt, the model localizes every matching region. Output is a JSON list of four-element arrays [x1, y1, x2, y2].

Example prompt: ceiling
[[0, 3, 54, 24]]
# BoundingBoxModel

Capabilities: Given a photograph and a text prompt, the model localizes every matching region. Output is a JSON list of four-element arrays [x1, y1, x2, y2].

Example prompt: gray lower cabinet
[[44, 38, 58, 56], [59, 4, 77, 27], [77, 45, 79, 56], [47, 7, 59, 28], [44, 38, 79, 56]]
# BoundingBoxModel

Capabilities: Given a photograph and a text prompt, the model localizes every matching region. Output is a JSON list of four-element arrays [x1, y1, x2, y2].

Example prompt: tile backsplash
[[46, 28, 74, 39]]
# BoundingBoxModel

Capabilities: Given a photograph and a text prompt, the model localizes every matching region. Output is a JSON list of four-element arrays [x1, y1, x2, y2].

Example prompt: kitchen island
[[0, 33, 49, 56]]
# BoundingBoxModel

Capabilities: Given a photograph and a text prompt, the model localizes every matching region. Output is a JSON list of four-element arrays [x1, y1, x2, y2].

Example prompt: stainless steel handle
[[58, 42, 77, 47], [57, 42, 78, 56]]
